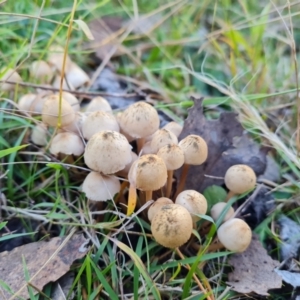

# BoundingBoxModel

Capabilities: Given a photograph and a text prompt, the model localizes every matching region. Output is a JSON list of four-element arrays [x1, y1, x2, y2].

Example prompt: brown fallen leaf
[[227, 235, 282, 296], [176, 97, 267, 192], [0, 234, 88, 299]]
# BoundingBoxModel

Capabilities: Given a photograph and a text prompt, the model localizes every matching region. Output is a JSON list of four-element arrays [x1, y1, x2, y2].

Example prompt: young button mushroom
[[118, 101, 160, 152], [65, 61, 90, 89], [18, 93, 37, 113], [85, 96, 112, 114], [42, 94, 75, 127], [82, 111, 119, 140], [150, 129, 178, 153], [162, 121, 183, 138], [31, 123, 48, 146], [0, 68, 22, 92], [84, 130, 132, 175], [224, 164, 256, 201], [147, 197, 173, 222], [151, 204, 193, 248], [82, 171, 120, 201], [217, 218, 252, 252], [211, 202, 235, 223], [175, 190, 207, 224], [157, 144, 184, 198], [176, 135, 208, 197], [61, 92, 80, 112], [30, 60, 53, 83]]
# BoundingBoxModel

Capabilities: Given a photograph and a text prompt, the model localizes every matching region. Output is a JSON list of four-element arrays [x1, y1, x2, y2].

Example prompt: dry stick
[[175, 248, 213, 300], [174, 163, 189, 198]]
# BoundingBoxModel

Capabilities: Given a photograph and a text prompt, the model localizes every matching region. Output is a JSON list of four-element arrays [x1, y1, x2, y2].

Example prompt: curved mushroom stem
[[166, 170, 173, 198], [225, 190, 236, 202], [137, 137, 145, 155], [145, 190, 152, 202], [174, 163, 190, 198], [127, 183, 137, 216]]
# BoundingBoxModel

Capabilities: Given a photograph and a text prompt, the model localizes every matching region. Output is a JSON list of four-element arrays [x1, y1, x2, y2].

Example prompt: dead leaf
[[176, 97, 267, 192], [0, 234, 88, 299], [227, 235, 282, 296], [74, 19, 95, 40], [275, 269, 300, 288]]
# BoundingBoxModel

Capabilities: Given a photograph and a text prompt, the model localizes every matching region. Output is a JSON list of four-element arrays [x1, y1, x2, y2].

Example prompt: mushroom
[[118, 101, 160, 152], [140, 141, 155, 155], [176, 134, 208, 197], [31, 123, 48, 146], [147, 197, 173, 222], [224, 164, 256, 201], [117, 151, 138, 178], [150, 129, 178, 153], [61, 92, 80, 112], [217, 218, 252, 252], [151, 204, 193, 248], [62, 112, 86, 135], [85, 96, 112, 114], [42, 94, 75, 127], [175, 190, 207, 224], [82, 111, 119, 140], [18, 93, 37, 113], [0, 68, 22, 92], [210, 202, 235, 223], [157, 144, 184, 198], [65, 61, 90, 89], [30, 60, 53, 83], [48, 45, 73, 73], [84, 130, 132, 175], [82, 171, 120, 201], [162, 121, 183, 138]]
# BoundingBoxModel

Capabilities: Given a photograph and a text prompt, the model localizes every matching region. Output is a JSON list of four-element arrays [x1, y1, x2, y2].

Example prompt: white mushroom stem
[[175, 163, 190, 198], [166, 170, 174, 199], [225, 190, 236, 202], [145, 190, 152, 202], [137, 137, 145, 155]]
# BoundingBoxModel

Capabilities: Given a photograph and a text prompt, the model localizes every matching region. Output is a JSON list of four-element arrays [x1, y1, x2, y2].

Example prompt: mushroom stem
[[127, 183, 137, 216], [145, 190, 152, 202], [175, 163, 190, 198], [115, 181, 129, 205], [137, 137, 145, 154], [166, 170, 174, 198], [225, 190, 236, 202]]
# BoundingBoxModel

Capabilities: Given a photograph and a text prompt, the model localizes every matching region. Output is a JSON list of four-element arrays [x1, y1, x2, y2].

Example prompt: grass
[[1, 0, 300, 299]]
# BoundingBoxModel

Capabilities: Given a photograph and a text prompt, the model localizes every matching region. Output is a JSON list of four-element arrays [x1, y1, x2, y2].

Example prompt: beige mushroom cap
[[48, 45, 72, 72], [62, 112, 86, 135], [30, 60, 53, 83], [224, 164, 256, 194], [50, 132, 85, 156], [128, 154, 167, 191], [151, 204, 193, 248], [118, 102, 160, 139], [157, 144, 184, 170], [65, 61, 90, 89], [18, 94, 37, 112], [31, 123, 48, 146], [148, 197, 173, 222], [175, 190, 207, 222], [163, 121, 183, 138], [85, 96, 112, 113], [217, 218, 252, 252], [0, 68, 22, 91], [42, 94, 75, 127], [211, 202, 235, 223], [61, 92, 80, 112], [178, 134, 208, 165], [82, 111, 119, 140], [151, 129, 178, 153], [140, 141, 155, 155], [82, 172, 120, 201], [117, 151, 138, 177], [84, 130, 132, 174]]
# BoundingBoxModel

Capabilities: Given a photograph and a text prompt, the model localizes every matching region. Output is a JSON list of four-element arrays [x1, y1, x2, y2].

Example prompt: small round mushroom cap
[[62, 112, 86, 135], [178, 135, 208, 165], [30, 60, 53, 83], [163, 121, 183, 138], [85, 96, 112, 113], [84, 130, 132, 174], [82, 111, 119, 140], [52, 75, 75, 91], [151, 129, 178, 153], [42, 94, 75, 127], [217, 218, 252, 252], [211, 202, 235, 223], [50, 132, 84, 156], [157, 144, 184, 170], [18, 94, 37, 112], [175, 190, 207, 222], [0, 68, 22, 91], [82, 172, 120, 201], [128, 154, 167, 191], [224, 164, 256, 194], [65, 62, 89, 89], [117, 151, 138, 177], [148, 197, 173, 222], [31, 123, 48, 146], [151, 204, 193, 248], [140, 141, 155, 155], [118, 102, 160, 139], [61, 92, 80, 112], [48, 45, 72, 72]]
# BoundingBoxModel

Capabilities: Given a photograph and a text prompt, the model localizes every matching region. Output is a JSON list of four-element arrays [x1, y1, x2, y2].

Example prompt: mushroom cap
[[84, 130, 132, 174], [82, 111, 119, 140], [140, 141, 155, 155], [117, 151, 138, 177], [31, 123, 48, 146], [217, 218, 252, 252], [128, 154, 167, 191], [52, 75, 75, 91], [42, 94, 75, 127], [211, 202, 235, 223], [61, 92, 80, 112], [30, 60, 53, 82], [29, 93, 49, 115], [157, 144, 184, 170], [62, 112, 86, 135], [82, 172, 120, 201], [147, 197, 173, 222], [65, 61, 90, 89], [18, 93, 37, 112], [151, 204, 193, 248], [175, 190, 207, 222], [85, 96, 112, 113], [163, 121, 183, 138], [48, 45, 73, 72], [150, 129, 178, 153], [224, 164, 256, 194], [118, 102, 160, 138], [178, 134, 208, 165], [0, 68, 22, 91], [50, 132, 85, 156]]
